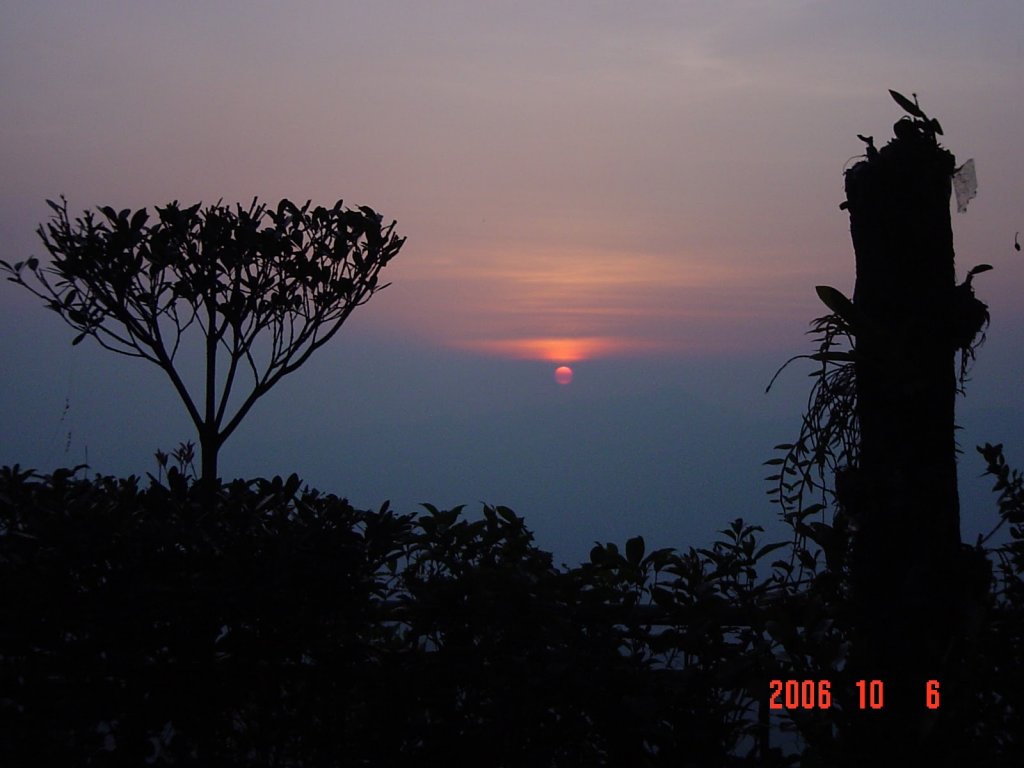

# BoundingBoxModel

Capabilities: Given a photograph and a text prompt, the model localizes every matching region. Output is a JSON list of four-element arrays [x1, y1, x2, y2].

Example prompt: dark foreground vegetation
[[1, 452, 1022, 766]]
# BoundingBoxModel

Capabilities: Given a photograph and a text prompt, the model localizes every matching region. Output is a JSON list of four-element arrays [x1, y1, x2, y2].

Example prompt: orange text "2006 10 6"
[[768, 679, 942, 710]]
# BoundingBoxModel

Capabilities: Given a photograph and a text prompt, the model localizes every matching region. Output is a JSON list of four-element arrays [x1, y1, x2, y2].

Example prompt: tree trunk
[[842, 122, 961, 761], [199, 425, 219, 507], [201, 289, 219, 497]]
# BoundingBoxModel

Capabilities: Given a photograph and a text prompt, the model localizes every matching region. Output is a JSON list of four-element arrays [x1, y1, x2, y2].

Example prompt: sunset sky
[[3, 1, 1023, 564]]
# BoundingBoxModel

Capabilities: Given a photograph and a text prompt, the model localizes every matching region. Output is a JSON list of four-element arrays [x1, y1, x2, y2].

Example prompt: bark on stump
[[842, 119, 962, 762]]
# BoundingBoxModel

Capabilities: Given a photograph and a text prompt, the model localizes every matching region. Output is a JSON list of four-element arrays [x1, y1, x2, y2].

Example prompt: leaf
[[797, 549, 818, 570], [810, 351, 854, 363], [626, 535, 645, 566], [805, 522, 836, 549], [650, 586, 675, 608], [643, 547, 676, 571], [967, 263, 993, 278], [72, 331, 88, 346], [495, 505, 519, 524], [815, 285, 856, 324], [130, 208, 149, 232], [889, 89, 924, 118], [754, 542, 787, 560]]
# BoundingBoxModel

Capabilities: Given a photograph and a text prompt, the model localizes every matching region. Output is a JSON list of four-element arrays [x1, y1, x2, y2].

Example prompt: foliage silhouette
[[4, 457, 1019, 765], [1, 198, 404, 486], [154, 440, 197, 483], [1, 467, 806, 766]]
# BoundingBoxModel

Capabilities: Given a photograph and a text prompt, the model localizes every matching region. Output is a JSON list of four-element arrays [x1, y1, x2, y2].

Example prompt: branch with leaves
[[1, 197, 405, 483]]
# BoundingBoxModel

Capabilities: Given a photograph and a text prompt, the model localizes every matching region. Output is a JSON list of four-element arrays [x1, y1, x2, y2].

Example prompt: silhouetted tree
[[1, 198, 404, 486]]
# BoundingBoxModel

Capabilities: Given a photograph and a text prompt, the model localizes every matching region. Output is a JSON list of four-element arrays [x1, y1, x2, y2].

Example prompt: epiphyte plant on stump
[[770, 91, 992, 527], [1, 197, 405, 488]]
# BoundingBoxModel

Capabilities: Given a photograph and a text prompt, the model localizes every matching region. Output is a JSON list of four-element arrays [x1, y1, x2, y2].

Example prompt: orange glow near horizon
[[391, 241, 817, 362], [453, 336, 669, 362]]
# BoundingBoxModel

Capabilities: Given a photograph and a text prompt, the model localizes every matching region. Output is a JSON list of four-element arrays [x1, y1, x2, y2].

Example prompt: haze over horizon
[[3, 1, 1023, 564]]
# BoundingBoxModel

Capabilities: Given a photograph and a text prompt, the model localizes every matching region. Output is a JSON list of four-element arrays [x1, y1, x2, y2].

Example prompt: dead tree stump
[[842, 114, 963, 761]]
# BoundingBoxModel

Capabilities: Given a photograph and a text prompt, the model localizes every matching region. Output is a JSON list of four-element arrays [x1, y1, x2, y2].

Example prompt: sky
[[2, 0, 1024, 566]]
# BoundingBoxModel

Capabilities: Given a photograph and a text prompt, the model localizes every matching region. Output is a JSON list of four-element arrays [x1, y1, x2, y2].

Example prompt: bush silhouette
[[1, 468, 794, 766]]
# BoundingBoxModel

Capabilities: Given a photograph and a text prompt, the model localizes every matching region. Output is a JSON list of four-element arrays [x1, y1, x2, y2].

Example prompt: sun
[[554, 365, 573, 385]]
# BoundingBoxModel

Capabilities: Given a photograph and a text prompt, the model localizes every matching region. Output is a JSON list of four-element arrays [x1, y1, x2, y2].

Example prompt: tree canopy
[[1, 197, 405, 484]]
